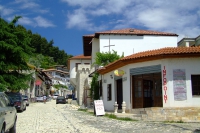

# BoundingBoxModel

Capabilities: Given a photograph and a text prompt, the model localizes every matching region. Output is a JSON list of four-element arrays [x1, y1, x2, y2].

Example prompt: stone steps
[[130, 107, 200, 122]]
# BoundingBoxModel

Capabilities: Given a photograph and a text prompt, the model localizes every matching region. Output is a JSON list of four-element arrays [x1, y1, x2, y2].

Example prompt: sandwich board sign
[[94, 100, 105, 116]]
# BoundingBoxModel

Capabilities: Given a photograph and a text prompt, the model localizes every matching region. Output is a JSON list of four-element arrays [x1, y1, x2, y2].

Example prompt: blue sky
[[0, 0, 200, 56]]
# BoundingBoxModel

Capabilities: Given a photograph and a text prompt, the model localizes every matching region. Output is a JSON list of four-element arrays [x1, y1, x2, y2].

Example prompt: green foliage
[[164, 120, 184, 123], [93, 50, 124, 66], [90, 73, 99, 100], [53, 84, 68, 90], [78, 108, 88, 112], [0, 16, 34, 91], [104, 113, 136, 121], [90, 50, 124, 101], [28, 54, 56, 68], [29, 33, 73, 66]]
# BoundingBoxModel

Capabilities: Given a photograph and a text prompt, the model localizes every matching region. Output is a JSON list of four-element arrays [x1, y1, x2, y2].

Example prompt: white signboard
[[173, 69, 187, 101], [94, 100, 105, 116]]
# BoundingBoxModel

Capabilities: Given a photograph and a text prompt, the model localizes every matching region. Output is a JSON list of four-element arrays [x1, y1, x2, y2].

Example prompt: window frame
[[191, 75, 200, 97], [75, 63, 81, 72], [107, 84, 112, 101]]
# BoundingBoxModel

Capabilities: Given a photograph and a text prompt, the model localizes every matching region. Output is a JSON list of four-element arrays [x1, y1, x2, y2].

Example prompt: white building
[[97, 47, 200, 121], [68, 55, 91, 104], [72, 28, 178, 106], [42, 68, 70, 96], [83, 28, 178, 64]]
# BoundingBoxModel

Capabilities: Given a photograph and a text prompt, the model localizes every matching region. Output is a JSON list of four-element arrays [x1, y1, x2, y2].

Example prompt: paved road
[[16, 100, 200, 133]]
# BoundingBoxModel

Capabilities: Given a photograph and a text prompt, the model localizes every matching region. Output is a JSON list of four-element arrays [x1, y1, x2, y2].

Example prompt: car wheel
[[1, 125, 5, 133], [9, 119, 16, 133], [24, 106, 26, 111]]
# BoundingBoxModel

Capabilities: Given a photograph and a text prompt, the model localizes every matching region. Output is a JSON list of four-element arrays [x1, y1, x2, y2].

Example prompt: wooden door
[[143, 80, 153, 108], [117, 79, 123, 109], [132, 75, 143, 108], [153, 73, 163, 107]]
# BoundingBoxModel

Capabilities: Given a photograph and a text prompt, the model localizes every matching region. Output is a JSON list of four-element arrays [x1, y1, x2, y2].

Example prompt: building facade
[[97, 47, 200, 112]]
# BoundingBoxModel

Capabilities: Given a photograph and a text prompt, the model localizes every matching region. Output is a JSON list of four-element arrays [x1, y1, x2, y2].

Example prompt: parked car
[[66, 94, 72, 100], [0, 92, 17, 133], [56, 96, 66, 104], [35, 96, 44, 102], [52, 94, 59, 100], [22, 95, 29, 106], [5, 92, 26, 112]]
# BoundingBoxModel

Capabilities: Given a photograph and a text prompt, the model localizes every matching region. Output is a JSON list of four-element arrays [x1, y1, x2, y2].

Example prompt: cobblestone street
[[16, 100, 200, 133]]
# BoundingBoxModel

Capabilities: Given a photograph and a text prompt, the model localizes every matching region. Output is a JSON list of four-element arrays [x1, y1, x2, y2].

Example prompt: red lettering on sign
[[164, 95, 167, 103], [163, 66, 168, 103], [164, 86, 167, 91]]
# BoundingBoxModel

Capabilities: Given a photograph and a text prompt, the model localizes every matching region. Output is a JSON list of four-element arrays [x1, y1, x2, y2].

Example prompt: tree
[[0, 16, 34, 91], [93, 50, 124, 66], [90, 50, 124, 100]]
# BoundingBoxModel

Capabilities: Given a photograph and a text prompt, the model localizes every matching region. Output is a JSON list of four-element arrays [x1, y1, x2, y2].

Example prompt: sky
[[0, 0, 200, 56]]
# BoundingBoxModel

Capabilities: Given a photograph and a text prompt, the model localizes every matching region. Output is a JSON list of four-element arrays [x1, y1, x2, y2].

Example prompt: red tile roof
[[42, 69, 69, 74], [83, 34, 95, 37], [94, 28, 178, 37], [122, 47, 200, 60], [98, 47, 200, 74], [69, 54, 91, 60]]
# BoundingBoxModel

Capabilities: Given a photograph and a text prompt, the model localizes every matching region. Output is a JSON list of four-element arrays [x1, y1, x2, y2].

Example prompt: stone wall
[[131, 107, 200, 122]]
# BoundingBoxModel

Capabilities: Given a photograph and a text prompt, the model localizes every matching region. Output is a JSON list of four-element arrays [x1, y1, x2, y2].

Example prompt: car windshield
[[22, 95, 28, 99], [7, 94, 21, 101], [57, 96, 65, 99]]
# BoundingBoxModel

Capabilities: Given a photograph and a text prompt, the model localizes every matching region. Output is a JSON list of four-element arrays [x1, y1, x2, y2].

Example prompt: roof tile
[[69, 54, 91, 60], [98, 47, 200, 74], [95, 28, 178, 36], [122, 47, 200, 60]]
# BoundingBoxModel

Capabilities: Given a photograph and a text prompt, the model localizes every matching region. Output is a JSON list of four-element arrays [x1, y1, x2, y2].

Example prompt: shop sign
[[114, 69, 125, 76], [173, 69, 187, 100], [163, 66, 167, 103], [94, 100, 105, 116], [35, 80, 41, 85]]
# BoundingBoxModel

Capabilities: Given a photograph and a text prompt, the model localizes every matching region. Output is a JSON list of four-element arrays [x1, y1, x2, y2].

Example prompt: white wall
[[92, 38, 99, 64], [99, 35, 177, 56], [101, 57, 200, 111], [102, 60, 162, 111], [69, 59, 91, 79], [163, 57, 200, 107], [102, 71, 115, 111]]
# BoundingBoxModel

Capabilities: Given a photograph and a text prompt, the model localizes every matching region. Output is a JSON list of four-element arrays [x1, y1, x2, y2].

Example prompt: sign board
[[94, 100, 105, 116], [114, 69, 125, 76], [173, 69, 187, 100], [35, 80, 41, 85]]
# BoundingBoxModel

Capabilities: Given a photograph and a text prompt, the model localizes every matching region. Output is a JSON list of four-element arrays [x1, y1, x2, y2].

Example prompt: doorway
[[143, 79, 153, 108], [116, 79, 123, 109], [132, 73, 162, 108]]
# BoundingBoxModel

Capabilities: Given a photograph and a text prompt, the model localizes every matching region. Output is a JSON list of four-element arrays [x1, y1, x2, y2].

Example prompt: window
[[107, 84, 112, 101], [191, 75, 200, 96], [75, 63, 81, 72], [99, 80, 102, 97]]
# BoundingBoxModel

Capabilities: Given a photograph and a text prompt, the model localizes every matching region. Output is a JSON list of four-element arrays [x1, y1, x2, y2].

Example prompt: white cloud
[[18, 16, 34, 26], [34, 16, 56, 28], [20, 2, 39, 9], [61, 0, 200, 38], [66, 9, 107, 31], [0, 5, 15, 16], [61, 0, 102, 8]]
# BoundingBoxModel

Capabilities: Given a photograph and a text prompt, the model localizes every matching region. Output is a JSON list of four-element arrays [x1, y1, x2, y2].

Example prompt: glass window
[[0, 95, 6, 107], [107, 84, 112, 101], [191, 75, 200, 96], [75, 63, 81, 72]]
